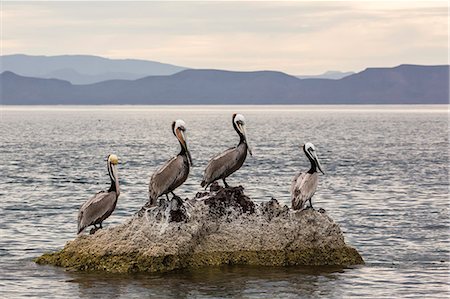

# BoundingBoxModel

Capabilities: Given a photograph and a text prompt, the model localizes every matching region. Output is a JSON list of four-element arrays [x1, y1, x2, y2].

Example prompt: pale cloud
[[1, 1, 448, 74]]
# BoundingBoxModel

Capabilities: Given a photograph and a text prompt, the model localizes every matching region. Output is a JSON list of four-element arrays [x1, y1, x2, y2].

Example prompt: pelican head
[[233, 113, 253, 156], [108, 154, 119, 165], [303, 143, 324, 174], [172, 119, 193, 166]]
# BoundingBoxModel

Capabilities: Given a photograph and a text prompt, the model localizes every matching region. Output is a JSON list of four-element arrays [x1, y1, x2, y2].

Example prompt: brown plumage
[[201, 143, 248, 188], [78, 154, 120, 234], [201, 113, 252, 188], [291, 172, 318, 210], [149, 154, 190, 205], [148, 120, 192, 205], [291, 143, 324, 210]]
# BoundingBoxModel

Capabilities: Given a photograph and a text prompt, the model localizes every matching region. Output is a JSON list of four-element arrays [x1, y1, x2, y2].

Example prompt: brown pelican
[[291, 143, 324, 210], [148, 120, 193, 205], [201, 113, 252, 189], [77, 154, 120, 234]]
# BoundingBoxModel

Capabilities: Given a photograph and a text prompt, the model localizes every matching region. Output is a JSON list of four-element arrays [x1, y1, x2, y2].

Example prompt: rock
[[260, 198, 289, 220], [209, 181, 221, 192], [204, 185, 255, 217], [35, 186, 364, 273]]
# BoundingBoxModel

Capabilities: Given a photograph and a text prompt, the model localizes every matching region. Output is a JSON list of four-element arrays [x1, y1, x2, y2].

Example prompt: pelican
[[77, 154, 120, 234], [291, 143, 324, 210], [148, 120, 193, 206], [201, 113, 253, 189]]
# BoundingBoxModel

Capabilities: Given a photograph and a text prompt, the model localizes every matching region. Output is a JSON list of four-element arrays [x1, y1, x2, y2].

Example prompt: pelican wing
[[202, 146, 242, 185], [290, 172, 302, 196], [77, 191, 118, 233], [291, 172, 318, 210], [149, 155, 186, 202]]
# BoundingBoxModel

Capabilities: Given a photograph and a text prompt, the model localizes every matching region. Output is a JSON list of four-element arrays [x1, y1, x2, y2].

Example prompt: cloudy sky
[[2, 1, 448, 74]]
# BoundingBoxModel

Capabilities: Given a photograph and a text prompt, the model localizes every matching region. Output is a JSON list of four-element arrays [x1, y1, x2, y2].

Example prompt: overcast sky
[[2, 1, 448, 74]]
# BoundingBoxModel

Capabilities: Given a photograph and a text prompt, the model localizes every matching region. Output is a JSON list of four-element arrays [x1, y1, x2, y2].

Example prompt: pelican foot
[[195, 191, 209, 199], [89, 226, 101, 235], [299, 205, 314, 212], [158, 198, 166, 207], [222, 178, 230, 188], [209, 182, 221, 192], [173, 196, 183, 205]]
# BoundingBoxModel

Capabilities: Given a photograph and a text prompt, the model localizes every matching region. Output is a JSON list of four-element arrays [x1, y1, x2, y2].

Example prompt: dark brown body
[[149, 154, 190, 205], [290, 172, 318, 210], [201, 142, 248, 188], [78, 191, 119, 233]]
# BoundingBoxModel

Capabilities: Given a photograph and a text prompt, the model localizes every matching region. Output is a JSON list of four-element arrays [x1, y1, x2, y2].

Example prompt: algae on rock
[[35, 185, 364, 273]]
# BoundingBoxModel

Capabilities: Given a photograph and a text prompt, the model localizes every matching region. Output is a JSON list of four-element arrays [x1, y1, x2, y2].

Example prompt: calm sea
[[0, 105, 449, 298]]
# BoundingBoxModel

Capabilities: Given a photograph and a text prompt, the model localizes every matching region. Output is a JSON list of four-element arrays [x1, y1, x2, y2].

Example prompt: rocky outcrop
[[35, 184, 364, 273]]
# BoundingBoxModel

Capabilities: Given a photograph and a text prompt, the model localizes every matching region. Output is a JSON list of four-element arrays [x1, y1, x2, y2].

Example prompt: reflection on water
[[0, 105, 449, 298], [69, 265, 345, 298]]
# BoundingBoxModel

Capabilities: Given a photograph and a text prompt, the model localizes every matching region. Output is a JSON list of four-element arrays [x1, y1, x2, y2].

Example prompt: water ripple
[[0, 105, 449, 298]]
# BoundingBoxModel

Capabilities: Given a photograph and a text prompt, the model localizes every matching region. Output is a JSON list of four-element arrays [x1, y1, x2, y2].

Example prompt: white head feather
[[173, 119, 186, 134], [233, 113, 252, 156], [234, 114, 246, 125], [304, 142, 316, 152]]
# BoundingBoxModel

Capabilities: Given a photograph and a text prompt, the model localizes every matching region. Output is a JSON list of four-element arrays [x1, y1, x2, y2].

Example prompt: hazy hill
[[1, 65, 448, 104], [296, 71, 355, 80], [0, 54, 186, 84]]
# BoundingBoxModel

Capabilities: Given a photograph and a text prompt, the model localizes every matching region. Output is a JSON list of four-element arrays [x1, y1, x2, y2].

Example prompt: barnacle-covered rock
[[35, 186, 363, 273]]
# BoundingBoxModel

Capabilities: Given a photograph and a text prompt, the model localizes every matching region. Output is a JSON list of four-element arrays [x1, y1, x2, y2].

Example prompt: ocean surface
[[0, 105, 449, 298]]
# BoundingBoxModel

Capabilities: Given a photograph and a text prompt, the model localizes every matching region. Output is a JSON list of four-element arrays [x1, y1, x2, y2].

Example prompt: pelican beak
[[312, 151, 324, 174], [240, 124, 253, 156], [111, 163, 119, 181], [186, 148, 193, 166], [179, 129, 193, 166]]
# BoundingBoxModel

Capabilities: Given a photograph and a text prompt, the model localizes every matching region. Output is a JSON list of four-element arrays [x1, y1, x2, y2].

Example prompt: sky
[[1, 1, 449, 75]]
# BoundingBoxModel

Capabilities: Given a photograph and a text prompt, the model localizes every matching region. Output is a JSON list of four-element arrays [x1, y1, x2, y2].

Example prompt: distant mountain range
[[0, 54, 354, 83], [0, 54, 187, 84], [1, 64, 448, 104], [296, 71, 355, 80]]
